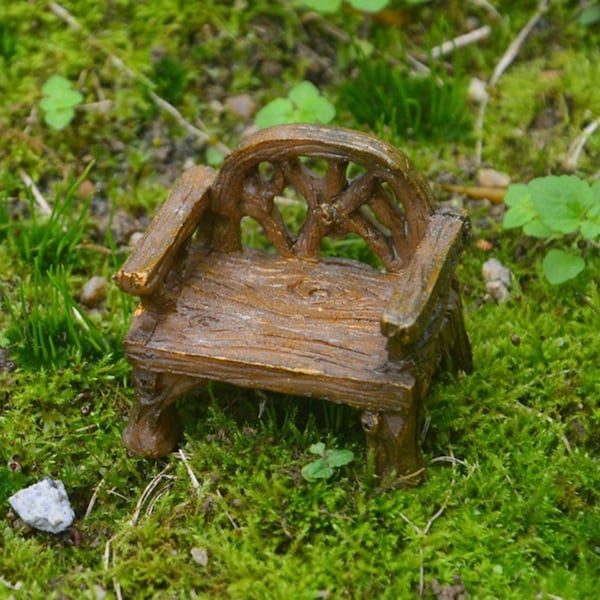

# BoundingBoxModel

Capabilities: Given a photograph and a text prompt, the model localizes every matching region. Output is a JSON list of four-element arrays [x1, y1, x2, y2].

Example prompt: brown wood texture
[[115, 124, 472, 485], [125, 249, 416, 411]]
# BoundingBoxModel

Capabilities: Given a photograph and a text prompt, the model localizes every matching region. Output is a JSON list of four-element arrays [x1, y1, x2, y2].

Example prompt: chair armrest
[[114, 165, 216, 296], [381, 207, 468, 346]]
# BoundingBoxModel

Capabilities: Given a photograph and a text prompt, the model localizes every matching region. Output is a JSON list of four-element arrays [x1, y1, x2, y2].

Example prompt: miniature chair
[[115, 124, 472, 485]]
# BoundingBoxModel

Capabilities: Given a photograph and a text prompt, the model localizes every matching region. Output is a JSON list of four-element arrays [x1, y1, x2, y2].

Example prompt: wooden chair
[[115, 124, 472, 485]]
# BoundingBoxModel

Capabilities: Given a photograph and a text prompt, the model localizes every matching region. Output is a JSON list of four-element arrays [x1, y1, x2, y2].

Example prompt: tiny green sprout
[[255, 81, 335, 129], [298, 0, 389, 14], [503, 175, 600, 285], [301, 442, 354, 482], [40, 75, 84, 130]]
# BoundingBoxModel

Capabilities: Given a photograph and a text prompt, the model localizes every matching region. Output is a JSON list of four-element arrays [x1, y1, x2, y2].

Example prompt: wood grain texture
[[115, 165, 216, 296], [125, 249, 416, 412]]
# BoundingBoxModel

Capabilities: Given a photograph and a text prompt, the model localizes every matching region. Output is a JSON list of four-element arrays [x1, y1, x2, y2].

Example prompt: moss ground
[[1, 1, 599, 598]]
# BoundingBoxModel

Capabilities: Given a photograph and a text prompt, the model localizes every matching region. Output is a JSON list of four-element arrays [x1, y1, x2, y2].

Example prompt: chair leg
[[122, 368, 202, 458], [440, 283, 473, 375], [361, 399, 425, 486]]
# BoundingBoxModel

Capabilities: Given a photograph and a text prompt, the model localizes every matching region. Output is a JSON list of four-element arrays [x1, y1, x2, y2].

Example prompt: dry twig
[[562, 116, 600, 172], [475, 0, 549, 164], [430, 26, 491, 59], [19, 170, 51, 215], [177, 449, 201, 493], [398, 449, 465, 597]]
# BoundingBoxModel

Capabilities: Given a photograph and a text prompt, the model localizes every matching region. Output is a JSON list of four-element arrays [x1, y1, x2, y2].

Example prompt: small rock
[[191, 546, 209, 566], [482, 258, 511, 287], [482, 258, 512, 302], [476, 168, 510, 188], [80, 276, 109, 308], [225, 94, 257, 119], [128, 231, 144, 247], [8, 478, 75, 534], [468, 77, 488, 104]]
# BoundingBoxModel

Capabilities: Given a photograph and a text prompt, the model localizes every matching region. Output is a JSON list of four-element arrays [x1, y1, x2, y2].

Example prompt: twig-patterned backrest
[[209, 124, 434, 272]]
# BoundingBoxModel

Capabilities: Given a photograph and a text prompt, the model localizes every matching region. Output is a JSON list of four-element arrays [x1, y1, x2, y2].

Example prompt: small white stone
[[476, 168, 511, 188], [8, 478, 75, 534], [482, 258, 512, 287], [80, 276, 109, 308], [190, 547, 209, 566], [486, 279, 511, 302], [468, 77, 488, 104], [128, 231, 144, 247]]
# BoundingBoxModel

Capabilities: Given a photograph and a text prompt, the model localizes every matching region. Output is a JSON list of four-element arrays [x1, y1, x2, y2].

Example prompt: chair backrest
[[207, 124, 435, 272]]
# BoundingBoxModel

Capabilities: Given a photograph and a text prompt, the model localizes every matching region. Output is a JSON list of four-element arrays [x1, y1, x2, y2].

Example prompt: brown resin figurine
[[115, 124, 472, 485]]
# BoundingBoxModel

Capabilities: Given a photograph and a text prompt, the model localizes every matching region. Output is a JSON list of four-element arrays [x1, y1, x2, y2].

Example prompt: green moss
[[1, 1, 599, 597]]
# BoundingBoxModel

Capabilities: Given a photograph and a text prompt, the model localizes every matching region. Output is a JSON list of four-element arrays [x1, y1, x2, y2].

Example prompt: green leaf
[[205, 146, 225, 167], [40, 89, 83, 111], [581, 204, 600, 240], [298, 0, 342, 13], [325, 449, 354, 468], [289, 81, 320, 105], [542, 249, 585, 285], [308, 442, 326, 456], [592, 179, 600, 203], [255, 98, 294, 128], [523, 218, 553, 238], [349, 0, 389, 11], [44, 107, 76, 130], [529, 175, 593, 234], [502, 184, 535, 229], [296, 94, 336, 124], [42, 74, 73, 95], [301, 458, 333, 481], [578, 4, 600, 26]]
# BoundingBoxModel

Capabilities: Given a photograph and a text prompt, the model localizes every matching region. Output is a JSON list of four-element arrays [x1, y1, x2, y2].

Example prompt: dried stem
[[19, 170, 51, 215], [476, 0, 549, 164], [430, 25, 491, 59], [562, 116, 600, 172]]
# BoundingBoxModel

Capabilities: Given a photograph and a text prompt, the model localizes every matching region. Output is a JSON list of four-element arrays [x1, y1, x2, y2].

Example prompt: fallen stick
[[442, 183, 507, 203], [430, 25, 491, 59], [19, 169, 52, 215], [562, 116, 600, 172], [475, 0, 549, 164]]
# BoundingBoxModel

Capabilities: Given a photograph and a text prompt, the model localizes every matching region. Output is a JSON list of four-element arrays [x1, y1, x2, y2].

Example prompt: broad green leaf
[[503, 183, 529, 207], [308, 442, 326, 456], [289, 81, 320, 105], [325, 449, 354, 467], [42, 74, 73, 95], [592, 179, 600, 200], [529, 175, 593, 234], [349, 0, 389, 11], [299, 0, 342, 13], [40, 89, 83, 111], [581, 204, 600, 240], [542, 249, 585, 285], [205, 146, 225, 167], [523, 218, 553, 238], [44, 107, 75, 130], [296, 94, 335, 124], [255, 98, 293, 128], [502, 184, 535, 229], [301, 458, 333, 481]]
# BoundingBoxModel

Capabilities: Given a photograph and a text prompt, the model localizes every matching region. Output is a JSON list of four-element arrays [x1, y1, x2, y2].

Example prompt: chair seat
[[125, 248, 416, 411]]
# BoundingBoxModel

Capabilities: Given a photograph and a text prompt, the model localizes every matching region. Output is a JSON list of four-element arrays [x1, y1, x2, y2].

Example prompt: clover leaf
[[40, 75, 83, 130], [503, 174, 599, 285], [301, 442, 354, 482], [255, 81, 335, 129]]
